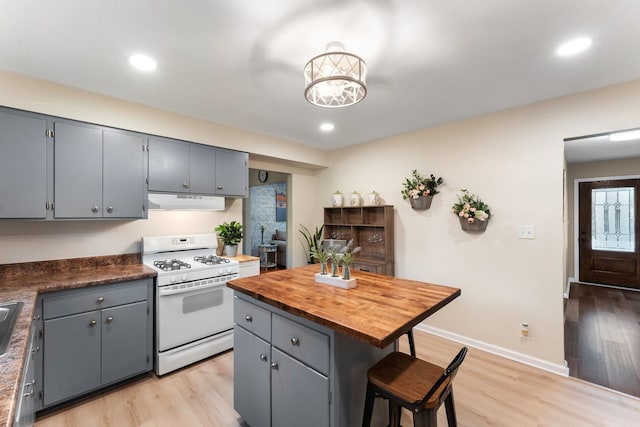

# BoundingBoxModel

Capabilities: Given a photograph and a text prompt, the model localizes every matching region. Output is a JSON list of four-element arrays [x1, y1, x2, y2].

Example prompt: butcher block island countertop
[[227, 264, 461, 348]]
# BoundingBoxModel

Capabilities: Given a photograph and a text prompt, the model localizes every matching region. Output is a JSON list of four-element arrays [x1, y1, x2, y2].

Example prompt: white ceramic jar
[[332, 192, 344, 207], [368, 191, 380, 206], [350, 191, 361, 206]]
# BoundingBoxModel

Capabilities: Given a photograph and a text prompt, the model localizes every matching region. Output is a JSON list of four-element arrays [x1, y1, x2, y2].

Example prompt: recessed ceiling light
[[609, 129, 640, 142], [320, 123, 335, 132], [556, 37, 592, 57], [129, 54, 157, 71]]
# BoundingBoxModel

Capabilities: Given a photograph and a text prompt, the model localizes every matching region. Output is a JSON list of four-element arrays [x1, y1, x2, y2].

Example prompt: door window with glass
[[579, 179, 640, 288]]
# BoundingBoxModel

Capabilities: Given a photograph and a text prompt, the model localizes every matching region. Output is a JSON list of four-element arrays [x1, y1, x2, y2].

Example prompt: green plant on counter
[[299, 224, 324, 263], [215, 221, 244, 245]]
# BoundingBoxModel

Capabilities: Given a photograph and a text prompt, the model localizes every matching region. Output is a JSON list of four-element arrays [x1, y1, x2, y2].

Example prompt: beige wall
[[3, 68, 640, 367], [318, 80, 640, 366], [565, 156, 640, 280]]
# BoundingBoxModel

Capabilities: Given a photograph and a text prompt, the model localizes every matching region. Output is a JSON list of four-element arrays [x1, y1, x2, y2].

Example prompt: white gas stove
[[142, 234, 239, 375]]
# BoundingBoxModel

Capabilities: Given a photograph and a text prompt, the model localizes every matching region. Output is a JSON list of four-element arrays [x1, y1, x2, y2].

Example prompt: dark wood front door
[[579, 179, 640, 288]]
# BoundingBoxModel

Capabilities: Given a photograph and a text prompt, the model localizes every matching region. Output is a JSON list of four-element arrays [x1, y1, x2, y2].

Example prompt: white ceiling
[[565, 130, 640, 164], [2, 0, 640, 152]]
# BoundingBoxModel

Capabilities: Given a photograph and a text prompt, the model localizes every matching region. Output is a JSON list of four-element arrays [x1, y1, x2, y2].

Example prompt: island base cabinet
[[271, 348, 330, 427], [233, 326, 271, 427], [43, 311, 102, 406]]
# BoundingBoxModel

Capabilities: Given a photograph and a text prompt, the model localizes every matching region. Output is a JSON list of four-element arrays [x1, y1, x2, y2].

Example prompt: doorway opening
[[243, 169, 290, 269], [564, 131, 640, 397]]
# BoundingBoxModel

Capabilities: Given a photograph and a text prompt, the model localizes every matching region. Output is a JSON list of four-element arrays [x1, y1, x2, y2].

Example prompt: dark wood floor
[[564, 283, 640, 397]]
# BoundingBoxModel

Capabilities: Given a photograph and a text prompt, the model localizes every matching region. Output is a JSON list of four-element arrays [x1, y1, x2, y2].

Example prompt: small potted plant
[[339, 239, 361, 280], [401, 169, 443, 209], [310, 246, 329, 275], [452, 189, 491, 232], [215, 221, 244, 256]]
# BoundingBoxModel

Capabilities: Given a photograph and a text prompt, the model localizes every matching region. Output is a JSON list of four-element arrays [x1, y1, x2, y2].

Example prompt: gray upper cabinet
[[54, 121, 147, 219], [103, 130, 147, 218], [148, 136, 190, 193], [0, 108, 49, 219], [148, 136, 248, 197], [215, 148, 248, 197], [189, 143, 217, 194]]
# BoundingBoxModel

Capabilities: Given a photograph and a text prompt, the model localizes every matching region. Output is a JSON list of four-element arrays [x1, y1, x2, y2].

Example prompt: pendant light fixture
[[304, 42, 367, 108]]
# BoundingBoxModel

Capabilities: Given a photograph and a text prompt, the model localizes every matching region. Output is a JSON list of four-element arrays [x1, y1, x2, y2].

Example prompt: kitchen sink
[[0, 302, 23, 356]]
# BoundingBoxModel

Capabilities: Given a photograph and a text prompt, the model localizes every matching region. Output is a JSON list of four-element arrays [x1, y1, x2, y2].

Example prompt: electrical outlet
[[520, 322, 530, 339], [517, 225, 535, 239]]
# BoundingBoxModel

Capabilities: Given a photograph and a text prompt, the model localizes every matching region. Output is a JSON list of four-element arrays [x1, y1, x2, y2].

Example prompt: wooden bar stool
[[362, 347, 468, 427]]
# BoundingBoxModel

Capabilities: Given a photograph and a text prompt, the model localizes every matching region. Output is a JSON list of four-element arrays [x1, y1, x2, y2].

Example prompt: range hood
[[148, 193, 225, 211]]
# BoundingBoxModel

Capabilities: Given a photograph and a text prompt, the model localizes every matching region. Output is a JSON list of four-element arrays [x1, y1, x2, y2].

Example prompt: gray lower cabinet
[[233, 294, 331, 427], [14, 317, 38, 427], [233, 292, 393, 427], [54, 121, 147, 219], [0, 108, 49, 219], [234, 326, 271, 427], [38, 279, 153, 409]]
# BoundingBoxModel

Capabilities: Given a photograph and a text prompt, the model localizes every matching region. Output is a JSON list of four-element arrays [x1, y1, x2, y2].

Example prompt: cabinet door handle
[[183, 182, 189, 188], [290, 337, 300, 346], [106, 206, 114, 213], [245, 315, 252, 322], [89, 320, 97, 327], [217, 185, 223, 190], [270, 362, 279, 370], [259, 353, 268, 362], [106, 316, 114, 324], [91, 205, 99, 213], [97, 296, 105, 303]]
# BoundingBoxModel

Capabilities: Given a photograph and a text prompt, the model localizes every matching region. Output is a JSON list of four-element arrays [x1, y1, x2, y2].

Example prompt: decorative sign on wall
[[276, 191, 287, 222]]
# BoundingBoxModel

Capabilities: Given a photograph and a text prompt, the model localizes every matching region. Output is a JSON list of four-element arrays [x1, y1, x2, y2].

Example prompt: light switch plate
[[517, 225, 535, 239]]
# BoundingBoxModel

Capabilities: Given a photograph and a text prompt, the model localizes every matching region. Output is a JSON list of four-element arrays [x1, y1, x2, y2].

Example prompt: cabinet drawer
[[272, 314, 329, 375], [43, 280, 149, 320], [234, 296, 271, 341], [352, 262, 386, 275]]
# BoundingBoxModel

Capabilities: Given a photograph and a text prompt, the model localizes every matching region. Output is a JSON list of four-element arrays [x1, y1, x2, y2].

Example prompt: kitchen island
[[227, 264, 461, 427]]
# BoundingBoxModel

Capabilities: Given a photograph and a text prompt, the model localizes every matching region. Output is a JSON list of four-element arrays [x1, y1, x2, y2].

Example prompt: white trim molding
[[565, 277, 575, 298], [416, 324, 570, 377]]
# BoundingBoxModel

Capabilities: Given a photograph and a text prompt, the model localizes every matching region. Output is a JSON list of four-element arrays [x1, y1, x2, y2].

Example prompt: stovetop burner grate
[[153, 259, 192, 271], [193, 255, 230, 265]]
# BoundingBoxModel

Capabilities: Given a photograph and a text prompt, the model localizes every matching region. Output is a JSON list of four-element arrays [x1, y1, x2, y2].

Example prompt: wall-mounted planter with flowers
[[401, 169, 443, 210], [452, 189, 491, 232]]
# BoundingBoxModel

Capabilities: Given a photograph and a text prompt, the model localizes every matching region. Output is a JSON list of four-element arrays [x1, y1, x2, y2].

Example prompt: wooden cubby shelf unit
[[323, 206, 394, 276]]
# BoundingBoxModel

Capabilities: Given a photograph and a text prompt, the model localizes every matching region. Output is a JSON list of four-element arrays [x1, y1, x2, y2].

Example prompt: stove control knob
[[170, 277, 178, 284], [181, 275, 188, 282]]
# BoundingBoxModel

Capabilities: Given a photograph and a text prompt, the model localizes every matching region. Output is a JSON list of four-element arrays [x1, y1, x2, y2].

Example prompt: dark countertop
[[0, 255, 156, 427], [228, 264, 461, 348]]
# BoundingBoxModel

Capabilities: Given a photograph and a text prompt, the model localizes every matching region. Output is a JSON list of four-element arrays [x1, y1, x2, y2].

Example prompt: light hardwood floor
[[36, 330, 640, 427]]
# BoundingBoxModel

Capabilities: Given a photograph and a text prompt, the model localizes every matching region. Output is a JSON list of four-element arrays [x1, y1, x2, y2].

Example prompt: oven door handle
[[158, 277, 237, 297]]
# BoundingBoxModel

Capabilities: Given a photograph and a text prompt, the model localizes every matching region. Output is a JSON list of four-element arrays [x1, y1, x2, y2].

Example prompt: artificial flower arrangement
[[401, 169, 444, 200], [452, 189, 491, 223]]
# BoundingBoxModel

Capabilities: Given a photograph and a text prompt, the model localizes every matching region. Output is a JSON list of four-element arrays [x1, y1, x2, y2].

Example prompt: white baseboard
[[565, 277, 575, 298], [416, 324, 570, 377]]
